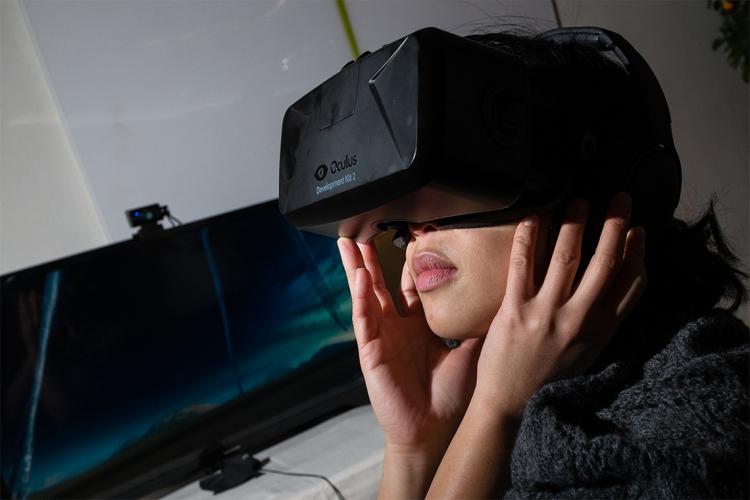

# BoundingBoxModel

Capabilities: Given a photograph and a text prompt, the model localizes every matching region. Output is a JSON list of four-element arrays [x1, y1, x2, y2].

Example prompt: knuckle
[[511, 303, 553, 333], [555, 312, 581, 341], [525, 316, 544, 334], [595, 252, 618, 272], [510, 254, 529, 270], [554, 249, 579, 267], [511, 312, 544, 335], [515, 232, 533, 248], [608, 217, 629, 232], [560, 318, 579, 340]]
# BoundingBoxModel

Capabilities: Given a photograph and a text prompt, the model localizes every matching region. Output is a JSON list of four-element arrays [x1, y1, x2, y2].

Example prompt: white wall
[[2, 0, 747, 321], [13, 0, 554, 247], [557, 0, 749, 322], [0, 0, 107, 274]]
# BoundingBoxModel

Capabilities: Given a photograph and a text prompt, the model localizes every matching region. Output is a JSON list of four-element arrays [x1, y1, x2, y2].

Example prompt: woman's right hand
[[337, 238, 484, 458]]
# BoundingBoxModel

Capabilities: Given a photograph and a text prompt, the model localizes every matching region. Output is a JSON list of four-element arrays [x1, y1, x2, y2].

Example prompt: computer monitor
[[1, 200, 366, 498]]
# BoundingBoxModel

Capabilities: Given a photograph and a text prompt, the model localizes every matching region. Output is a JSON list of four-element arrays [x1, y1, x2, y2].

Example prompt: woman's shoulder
[[639, 307, 748, 383], [600, 307, 748, 440], [526, 308, 748, 412], [656, 307, 749, 355], [505, 308, 749, 499]]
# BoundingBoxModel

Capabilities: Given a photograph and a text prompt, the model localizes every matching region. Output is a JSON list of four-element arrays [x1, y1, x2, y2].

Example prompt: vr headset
[[278, 26, 681, 248]]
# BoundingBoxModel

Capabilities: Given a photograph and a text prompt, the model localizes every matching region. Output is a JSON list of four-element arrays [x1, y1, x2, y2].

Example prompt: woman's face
[[404, 215, 552, 339]]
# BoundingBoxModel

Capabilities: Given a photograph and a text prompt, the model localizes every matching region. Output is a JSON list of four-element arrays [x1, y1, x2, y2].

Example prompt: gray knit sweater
[[504, 308, 749, 499]]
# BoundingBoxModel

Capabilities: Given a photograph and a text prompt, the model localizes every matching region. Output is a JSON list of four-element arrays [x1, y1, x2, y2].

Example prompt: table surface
[[162, 405, 384, 500]]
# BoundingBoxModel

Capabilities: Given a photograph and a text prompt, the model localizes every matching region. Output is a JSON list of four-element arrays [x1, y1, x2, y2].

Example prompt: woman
[[337, 29, 749, 499]]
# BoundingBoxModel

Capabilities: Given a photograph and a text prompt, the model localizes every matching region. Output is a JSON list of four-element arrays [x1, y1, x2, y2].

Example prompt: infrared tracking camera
[[126, 203, 179, 238]]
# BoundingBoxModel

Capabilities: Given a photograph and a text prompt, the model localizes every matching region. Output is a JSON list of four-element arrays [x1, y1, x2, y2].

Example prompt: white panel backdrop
[[21, 0, 556, 243]]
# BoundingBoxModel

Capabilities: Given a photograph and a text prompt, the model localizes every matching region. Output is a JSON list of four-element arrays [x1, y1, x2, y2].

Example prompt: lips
[[411, 251, 458, 292]]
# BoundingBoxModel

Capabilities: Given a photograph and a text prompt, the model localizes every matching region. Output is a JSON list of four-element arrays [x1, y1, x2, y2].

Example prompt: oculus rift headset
[[278, 26, 682, 249]]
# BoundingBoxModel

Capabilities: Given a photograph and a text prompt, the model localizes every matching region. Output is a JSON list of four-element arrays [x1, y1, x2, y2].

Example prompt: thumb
[[398, 262, 424, 316]]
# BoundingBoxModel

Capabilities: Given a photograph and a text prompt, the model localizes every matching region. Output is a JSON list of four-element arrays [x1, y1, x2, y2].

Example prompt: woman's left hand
[[475, 192, 647, 419]]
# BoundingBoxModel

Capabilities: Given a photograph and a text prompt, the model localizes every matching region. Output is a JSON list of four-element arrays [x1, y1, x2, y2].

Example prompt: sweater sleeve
[[503, 309, 749, 500]]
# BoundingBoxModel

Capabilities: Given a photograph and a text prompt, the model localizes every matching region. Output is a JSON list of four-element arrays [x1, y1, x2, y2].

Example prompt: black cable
[[261, 465, 346, 500], [253, 455, 347, 500], [199, 454, 346, 499], [260, 469, 346, 500]]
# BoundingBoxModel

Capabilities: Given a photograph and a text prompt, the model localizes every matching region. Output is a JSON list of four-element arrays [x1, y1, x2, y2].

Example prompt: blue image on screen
[[0, 202, 355, 497]]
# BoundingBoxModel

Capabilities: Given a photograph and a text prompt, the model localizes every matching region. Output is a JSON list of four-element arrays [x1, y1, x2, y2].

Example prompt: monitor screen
[[1, 200, 357, 498]]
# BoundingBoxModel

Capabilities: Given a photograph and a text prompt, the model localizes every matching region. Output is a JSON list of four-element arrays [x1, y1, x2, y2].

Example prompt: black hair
[[466, 27, 748, 359]]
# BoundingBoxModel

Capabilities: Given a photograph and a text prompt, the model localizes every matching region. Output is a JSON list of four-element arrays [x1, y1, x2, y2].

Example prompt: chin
[[421, 295, 494, 339]]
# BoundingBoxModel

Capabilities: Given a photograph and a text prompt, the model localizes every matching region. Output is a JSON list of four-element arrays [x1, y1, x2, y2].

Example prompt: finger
[[337, 237, 365, 298], [398, 262, 424, 316], [505, 213, 539, 306], [457, 336, 485, 362], [352, 267, 382, 346], [357, 241, 397, 315], [538, 198, 588, 305], [601, 226, 648, 325], [569, 192, 632, 312]]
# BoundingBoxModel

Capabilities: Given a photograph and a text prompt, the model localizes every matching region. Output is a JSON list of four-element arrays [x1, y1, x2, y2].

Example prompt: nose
[[408, 221, 438, 238]]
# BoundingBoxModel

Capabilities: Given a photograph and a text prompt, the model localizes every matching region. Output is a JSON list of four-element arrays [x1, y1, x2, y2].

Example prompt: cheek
[[422, 247, 511, 338], [462, 251, 510, 327]]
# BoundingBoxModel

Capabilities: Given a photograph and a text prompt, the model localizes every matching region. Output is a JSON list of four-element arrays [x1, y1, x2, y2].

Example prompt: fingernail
[[523, 214, 537, 227]]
